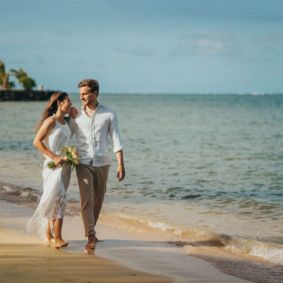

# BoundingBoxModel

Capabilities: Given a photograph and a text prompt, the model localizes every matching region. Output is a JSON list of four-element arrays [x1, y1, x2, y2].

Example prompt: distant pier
[[0, 90, 55, 101]]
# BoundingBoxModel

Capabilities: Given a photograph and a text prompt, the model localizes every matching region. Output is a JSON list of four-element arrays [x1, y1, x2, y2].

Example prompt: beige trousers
[[76, 164, 110, 237]]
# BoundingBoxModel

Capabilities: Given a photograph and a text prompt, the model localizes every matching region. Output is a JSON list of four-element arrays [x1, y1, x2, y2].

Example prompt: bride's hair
[[36, 91, 68, 132]]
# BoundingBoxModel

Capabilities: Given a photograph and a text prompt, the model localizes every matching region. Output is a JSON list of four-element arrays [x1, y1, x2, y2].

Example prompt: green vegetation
[[0, 60, 36, 90], [10, 68, 36, 90], [0, 61, 15, 89]]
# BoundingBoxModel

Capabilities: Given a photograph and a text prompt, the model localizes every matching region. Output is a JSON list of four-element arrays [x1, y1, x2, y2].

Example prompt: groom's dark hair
[[78, 79, 99, 94]]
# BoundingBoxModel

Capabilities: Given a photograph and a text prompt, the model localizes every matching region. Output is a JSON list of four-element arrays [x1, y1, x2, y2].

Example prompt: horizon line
[[67, 91, 283, 96]]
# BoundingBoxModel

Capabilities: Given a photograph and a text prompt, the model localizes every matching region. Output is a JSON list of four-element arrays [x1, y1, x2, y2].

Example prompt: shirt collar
[[81, 102, 101, 112]]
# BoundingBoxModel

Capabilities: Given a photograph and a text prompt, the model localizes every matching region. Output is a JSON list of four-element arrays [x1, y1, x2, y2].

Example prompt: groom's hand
[[69, 106, 78, 118], [117, 164, 125, 181]]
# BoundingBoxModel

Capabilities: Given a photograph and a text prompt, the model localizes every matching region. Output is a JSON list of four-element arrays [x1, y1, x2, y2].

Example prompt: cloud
[[192, 38, 226, 55], [168, 33, 231, 58], [167, 29, 283, 63]]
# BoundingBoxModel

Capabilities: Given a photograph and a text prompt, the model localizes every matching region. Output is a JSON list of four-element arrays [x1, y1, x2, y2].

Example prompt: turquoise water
[[1, 94, 283, 263]]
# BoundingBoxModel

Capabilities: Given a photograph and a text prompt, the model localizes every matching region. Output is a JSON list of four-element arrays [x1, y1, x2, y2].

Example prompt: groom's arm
[[68, 106, 78, 137], [116, 150, 125, 181], [109, 111, 125, 181]]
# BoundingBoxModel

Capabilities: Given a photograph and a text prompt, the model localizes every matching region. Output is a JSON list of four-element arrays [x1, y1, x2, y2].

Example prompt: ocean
[[1, 93, 283, 265]]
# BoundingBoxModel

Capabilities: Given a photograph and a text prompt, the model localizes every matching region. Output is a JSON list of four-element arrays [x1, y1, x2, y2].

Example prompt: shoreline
[[0, 201, 172, 283], [1, 181, 283, 282], [0, 199, 254, 283], [0, 228, 171, 283], [1, 181, 283, 264]]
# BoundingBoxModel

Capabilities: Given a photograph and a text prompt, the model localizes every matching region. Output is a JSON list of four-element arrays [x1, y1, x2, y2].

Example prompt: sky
[[1, 0, 283, 93]]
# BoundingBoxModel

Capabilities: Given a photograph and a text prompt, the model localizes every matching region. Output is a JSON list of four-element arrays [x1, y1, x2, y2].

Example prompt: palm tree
[[0, 60, 14, 89], [10, 68, 36, 90]]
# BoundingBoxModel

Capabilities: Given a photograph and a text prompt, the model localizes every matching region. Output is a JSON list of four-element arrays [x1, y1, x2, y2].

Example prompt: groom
[[71, 79, 125, 252]]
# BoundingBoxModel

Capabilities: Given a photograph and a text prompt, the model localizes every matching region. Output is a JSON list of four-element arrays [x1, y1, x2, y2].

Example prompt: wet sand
[[0, 199, 253, 283], [0, 229, 171, 283], [1, 182, 283, 282]]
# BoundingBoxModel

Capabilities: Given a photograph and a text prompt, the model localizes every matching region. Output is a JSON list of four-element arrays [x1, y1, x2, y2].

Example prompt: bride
[[26, 91, 75, 248]]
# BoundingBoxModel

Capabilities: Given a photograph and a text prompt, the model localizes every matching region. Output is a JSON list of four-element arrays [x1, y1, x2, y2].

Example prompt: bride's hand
[[53, 155, 63, 166]]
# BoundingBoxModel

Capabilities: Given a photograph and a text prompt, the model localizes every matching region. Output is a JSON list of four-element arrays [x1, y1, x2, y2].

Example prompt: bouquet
[[48, 146, 79, 170]]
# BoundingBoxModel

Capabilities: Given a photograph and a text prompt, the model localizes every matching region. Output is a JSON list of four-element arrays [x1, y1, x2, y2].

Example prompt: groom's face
[[79, 86, 98, 106]]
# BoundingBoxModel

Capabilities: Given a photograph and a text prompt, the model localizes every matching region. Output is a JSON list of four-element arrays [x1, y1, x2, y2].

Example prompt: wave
[[99, 212, 283, 266], [0, 182, 40, 204], [226, 237, 283, 265], [0, 182, 80, 216], [1, 181, 283, 265]]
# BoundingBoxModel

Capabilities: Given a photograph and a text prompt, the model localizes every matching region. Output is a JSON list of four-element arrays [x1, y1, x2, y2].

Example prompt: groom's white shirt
[[70, 104, 123, 166]]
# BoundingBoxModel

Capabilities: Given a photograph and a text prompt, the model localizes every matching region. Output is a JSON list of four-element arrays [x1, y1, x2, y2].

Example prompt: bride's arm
[[33, 117, 62, 166]]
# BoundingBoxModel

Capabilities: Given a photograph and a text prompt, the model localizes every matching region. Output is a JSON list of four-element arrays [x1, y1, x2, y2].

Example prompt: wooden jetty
[[0, 90, 55, 101]]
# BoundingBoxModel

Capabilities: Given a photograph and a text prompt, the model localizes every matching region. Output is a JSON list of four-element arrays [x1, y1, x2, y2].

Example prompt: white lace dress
[[26, 120, 72, 240]]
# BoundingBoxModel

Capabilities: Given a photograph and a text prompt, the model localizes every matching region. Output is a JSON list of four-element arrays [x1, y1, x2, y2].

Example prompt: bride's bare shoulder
[[42, 116, 56, 129]]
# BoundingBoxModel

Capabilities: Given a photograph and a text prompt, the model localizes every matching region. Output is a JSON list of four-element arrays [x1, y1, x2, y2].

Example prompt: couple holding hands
[[26, 79, 125, 253]]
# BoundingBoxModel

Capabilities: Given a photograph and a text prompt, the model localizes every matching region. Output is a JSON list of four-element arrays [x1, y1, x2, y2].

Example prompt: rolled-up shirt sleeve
[[109, 112, 123, 153]]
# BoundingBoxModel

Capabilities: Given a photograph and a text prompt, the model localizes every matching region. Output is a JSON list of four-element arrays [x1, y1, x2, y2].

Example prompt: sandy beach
[[0, 229, 171, 283], [0, 197, 258, 283], [0, 200, 171, 283]]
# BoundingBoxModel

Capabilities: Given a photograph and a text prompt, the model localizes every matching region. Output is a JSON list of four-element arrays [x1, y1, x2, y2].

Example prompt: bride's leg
[[46, 219, 55, 242], [54, 168, 70, 248]]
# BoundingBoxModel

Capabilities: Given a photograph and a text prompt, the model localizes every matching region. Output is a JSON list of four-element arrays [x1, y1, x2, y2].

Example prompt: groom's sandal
[[55, 239, 69, 249]]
